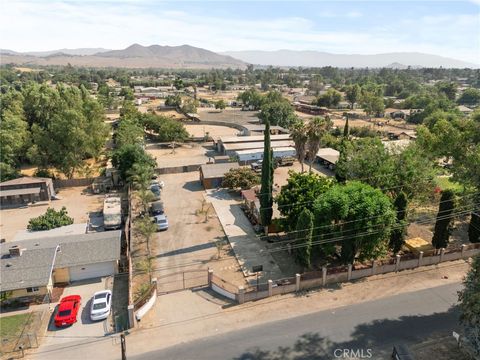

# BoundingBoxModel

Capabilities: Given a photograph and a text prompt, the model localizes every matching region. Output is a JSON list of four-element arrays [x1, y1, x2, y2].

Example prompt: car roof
[[93, 290, 111, 297], [154, 214, 167, 220], [151, 201, 164, 208]]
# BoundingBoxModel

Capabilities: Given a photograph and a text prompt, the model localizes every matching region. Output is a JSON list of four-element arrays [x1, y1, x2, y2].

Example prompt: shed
[[0, 176, 55, 206], [316, 148, 340, 169], [199, 162, 240, 189]]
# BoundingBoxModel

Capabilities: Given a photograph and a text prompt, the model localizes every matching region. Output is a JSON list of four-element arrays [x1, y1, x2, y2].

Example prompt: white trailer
[[103, 195, 122, 230], [235, 147, 296, 164]]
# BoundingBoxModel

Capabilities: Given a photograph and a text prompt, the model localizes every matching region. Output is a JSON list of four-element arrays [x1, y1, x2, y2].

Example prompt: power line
[[255, 191, 480, 241], [267, 206, 477, 253]]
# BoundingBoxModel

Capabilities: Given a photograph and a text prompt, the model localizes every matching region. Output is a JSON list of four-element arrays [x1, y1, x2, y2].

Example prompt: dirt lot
[[0, 187, 103, 242], [184, 124, 238, 140], [145, 141, 213, 168], [197, 107, 260, 125], [146, 172, 247, 292]]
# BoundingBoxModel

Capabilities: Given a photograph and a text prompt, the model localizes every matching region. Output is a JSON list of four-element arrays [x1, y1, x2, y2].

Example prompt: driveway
[[205, 189, 284, 283], [42, 277, 113, 348]]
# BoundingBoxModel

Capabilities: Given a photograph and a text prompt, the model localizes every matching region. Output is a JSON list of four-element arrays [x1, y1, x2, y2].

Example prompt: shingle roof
[[0, 231, 122, 292], [0, 176, 52, 186]]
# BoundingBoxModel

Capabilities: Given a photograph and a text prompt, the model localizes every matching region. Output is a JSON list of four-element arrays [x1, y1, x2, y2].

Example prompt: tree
[[458, 88, 480, 106], [343, 116, 349, 138], [119, 87, 134, 100], [215, 99, 227, 111], [306, 117, 330, 171], [436, 81, 457, 101], [115, 118, 144, 147], [222, 167, 260, 190], [469, 205, 480, 243], [127, 162, 154, 191], [432, 190, 456, 249], [345, 84, 360, 110], [259, 121, 274, 232], [135, 216, 157, 256], [136, 257, 154, 282], [111, 144, 156, 182], [237, 88, 263, 110], [315, 89, 342, 108], [181, 98, 198, 114], [389, 192, 408, 253], [457, 255, 480, 354], [361, 92, 384, 118], [165, 94, 182, 108], [0, 90, 29, 180], [294, 209, 314, 269], [290, 120, 308, 172], [276, 171, 332, 230], [334, 139, 435, 200], [143, 114, 189, 143], [28, 207, 74, 231], [259, 101, 297, 129], [313, 181, 396, 264]]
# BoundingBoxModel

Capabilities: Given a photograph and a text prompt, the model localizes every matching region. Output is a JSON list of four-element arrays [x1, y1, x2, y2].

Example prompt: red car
[[54, 295, 82, 327]]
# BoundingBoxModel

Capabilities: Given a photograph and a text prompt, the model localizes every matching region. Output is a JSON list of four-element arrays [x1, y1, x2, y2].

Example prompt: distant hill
[[221, 50, 478, 68], [0, 44, 246, 69]]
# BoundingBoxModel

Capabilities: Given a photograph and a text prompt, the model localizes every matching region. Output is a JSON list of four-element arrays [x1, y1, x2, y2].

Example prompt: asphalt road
[[132, 282, 463, 360]]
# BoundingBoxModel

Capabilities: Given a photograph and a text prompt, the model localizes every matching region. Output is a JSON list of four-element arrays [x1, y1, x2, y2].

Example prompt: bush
[[33, 168, 56, 179], [222, 167, 260, 190], [27, 207, 74, 231]]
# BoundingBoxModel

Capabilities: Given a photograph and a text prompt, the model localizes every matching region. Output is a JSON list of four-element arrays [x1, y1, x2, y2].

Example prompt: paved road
[[132, 282, 463, 360]]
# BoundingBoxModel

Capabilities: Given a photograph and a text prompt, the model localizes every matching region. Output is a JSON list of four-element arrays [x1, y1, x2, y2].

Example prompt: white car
[[150, 179, 165, 189], [90, 290, 112, 321], [153, 214, 169, 231]]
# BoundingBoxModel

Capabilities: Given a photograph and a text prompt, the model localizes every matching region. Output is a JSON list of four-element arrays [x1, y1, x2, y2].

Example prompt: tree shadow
[[231, 307, 461, 360]]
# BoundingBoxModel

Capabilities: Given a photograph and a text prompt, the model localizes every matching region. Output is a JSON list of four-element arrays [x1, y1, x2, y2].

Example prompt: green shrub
[[27, 207, 73, 231]]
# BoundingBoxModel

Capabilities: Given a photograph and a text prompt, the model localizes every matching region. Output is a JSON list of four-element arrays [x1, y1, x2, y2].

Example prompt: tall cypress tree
[[343, 115, 350, 138], [294, 209, 314, 269], [259, 121, 273, 233], [432, 190, 456, 249], [390, 191, 408, 253]]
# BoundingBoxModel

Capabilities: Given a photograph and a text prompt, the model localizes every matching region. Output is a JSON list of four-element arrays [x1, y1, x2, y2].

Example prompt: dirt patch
[[0, 186, 104, 242]]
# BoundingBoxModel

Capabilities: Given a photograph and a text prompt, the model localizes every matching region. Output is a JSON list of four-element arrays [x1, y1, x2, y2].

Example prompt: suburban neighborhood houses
[[1, 1, 480, 360]]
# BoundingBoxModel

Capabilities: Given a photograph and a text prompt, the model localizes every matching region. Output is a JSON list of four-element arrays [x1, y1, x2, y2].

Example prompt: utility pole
[[120, 333, 127, 360]]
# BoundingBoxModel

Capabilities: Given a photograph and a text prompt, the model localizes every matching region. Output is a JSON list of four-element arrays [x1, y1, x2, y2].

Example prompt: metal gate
[[156, 270, 209, 294]]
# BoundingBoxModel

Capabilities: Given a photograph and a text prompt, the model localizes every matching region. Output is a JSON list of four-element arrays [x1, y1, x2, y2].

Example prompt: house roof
[[200, 162, 240, 179], [219, 134, 291, 144], [224, 140, 295, 152], [0, 248, 56, 291], [0, 231, 122, 291], [0, 176, 52, 187], [316, 148, 340, 164]]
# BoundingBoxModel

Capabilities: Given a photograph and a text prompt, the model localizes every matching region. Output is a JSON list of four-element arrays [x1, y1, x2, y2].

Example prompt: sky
[[1, 0, 479, 64]]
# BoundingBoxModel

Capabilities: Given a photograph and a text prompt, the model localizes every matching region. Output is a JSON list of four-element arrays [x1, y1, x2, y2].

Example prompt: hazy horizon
[[1, 0, 479, 64]]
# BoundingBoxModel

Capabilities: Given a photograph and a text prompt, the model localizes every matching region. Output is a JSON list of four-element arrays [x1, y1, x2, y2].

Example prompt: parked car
[[153, 214, 169, 231], [90, 290, 112, 321], [151, 179, 165, 189], [149, 201, 165, 215], [150, 184, 161, 200], [54, 295, 82, 327]]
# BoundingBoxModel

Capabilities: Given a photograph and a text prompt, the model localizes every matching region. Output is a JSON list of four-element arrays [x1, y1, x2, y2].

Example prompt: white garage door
[[69, 261, 115, 281]]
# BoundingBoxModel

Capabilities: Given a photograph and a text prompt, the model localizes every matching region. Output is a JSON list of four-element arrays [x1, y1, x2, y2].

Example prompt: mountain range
[[0, 44, 246, 69], [221, 50, 478, 68], [1, 44, 477, 69]]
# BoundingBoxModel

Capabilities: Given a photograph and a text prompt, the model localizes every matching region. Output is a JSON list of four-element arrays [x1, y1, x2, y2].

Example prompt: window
[[26, 287, 39, 293]]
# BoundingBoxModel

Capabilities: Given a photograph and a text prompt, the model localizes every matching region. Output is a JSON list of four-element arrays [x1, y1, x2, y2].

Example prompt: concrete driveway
[[42, 277, 113, 348]]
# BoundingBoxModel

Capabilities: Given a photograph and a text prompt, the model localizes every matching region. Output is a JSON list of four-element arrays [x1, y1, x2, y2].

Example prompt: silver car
[[153, 214, 169, 231], [90, 290, 112, 321]]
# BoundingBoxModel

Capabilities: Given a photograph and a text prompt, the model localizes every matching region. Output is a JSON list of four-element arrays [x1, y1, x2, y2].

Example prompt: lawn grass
[[0, 313, 30, 338], [435, 176, 464, 192]]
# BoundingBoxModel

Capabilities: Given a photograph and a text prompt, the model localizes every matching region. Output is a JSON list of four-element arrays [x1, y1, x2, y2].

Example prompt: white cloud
[[0, 0, 478, 64]]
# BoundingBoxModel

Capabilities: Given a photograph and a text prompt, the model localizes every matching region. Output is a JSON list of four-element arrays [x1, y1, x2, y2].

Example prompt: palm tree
[[290, 120, 308, 172], [127, 162, 154, 191], [306, 117, 331, 172]]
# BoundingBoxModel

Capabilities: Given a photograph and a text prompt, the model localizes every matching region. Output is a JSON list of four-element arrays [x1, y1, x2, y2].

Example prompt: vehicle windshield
[[95, 293, 107, 299], [58, 310, 71, 317], [151, 187, 160, 195], [93, 303, 107, 310], [159, 219, 167, 224], [104, 214, 121, 223]]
